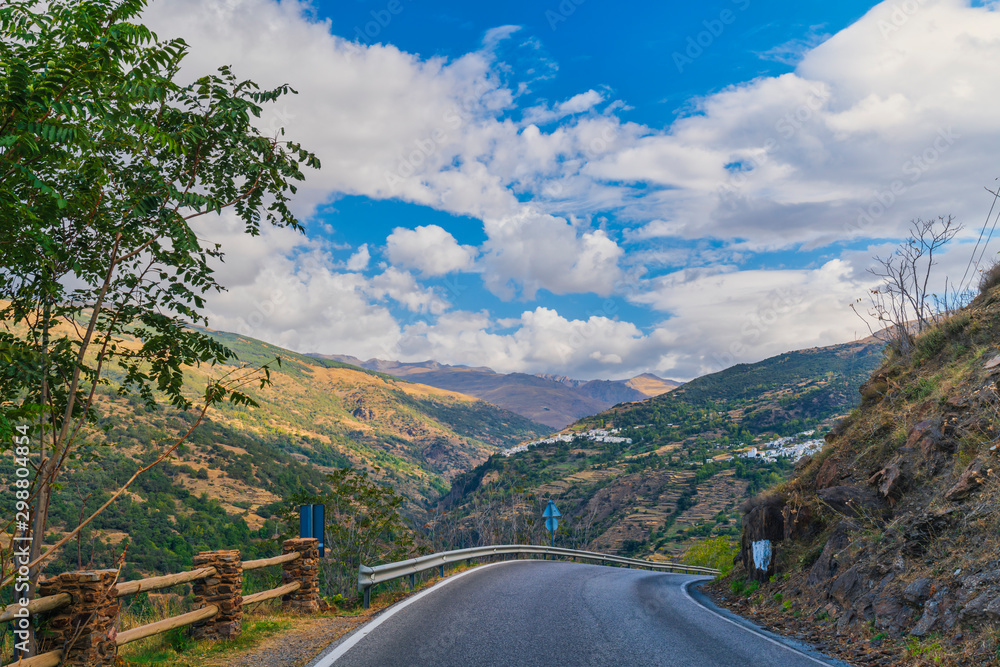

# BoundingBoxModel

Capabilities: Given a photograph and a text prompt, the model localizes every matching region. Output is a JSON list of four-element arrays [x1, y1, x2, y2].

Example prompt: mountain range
[[30, 316, 882, 587], [311, 355, 681, 429]]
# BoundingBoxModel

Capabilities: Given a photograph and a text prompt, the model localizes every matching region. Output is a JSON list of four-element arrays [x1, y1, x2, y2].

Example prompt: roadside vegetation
[[713, 217, 1000, 664]]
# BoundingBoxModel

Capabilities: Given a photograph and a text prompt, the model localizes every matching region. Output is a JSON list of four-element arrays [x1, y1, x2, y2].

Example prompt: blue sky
[[147, 0, 1000, 380]]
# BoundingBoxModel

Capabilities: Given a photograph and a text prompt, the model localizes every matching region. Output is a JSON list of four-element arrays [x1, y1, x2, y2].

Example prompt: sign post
[[542, 500, 561, 557], [299, 504, 326, 557]]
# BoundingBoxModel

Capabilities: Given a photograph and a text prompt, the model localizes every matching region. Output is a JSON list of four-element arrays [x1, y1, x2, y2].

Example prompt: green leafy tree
[[287, 468, 421, 601], [681, 536, 738, 576], [0, 0, 318, 615]]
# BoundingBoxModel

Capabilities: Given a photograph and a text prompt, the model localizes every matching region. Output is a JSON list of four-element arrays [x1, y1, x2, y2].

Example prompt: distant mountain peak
[[533, 373, 583, 387], [300, 357, 685, 428]]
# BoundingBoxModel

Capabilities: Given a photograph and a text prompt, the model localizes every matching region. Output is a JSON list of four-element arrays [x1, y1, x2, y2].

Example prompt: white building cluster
[[500, 428, 632, 457], [583, 429, 632, 444], [738, 433, 823, 463]]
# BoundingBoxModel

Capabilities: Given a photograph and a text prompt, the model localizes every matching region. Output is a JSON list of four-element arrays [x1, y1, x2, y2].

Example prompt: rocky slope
[[728, 286, 1000, 665]]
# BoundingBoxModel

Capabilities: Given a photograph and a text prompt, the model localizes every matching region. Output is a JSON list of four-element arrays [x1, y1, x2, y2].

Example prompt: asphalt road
[[313, 560, 847, 667]]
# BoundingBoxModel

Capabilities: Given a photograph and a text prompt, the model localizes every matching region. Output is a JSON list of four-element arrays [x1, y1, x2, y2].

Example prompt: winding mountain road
[[310, 560, 848, 667]]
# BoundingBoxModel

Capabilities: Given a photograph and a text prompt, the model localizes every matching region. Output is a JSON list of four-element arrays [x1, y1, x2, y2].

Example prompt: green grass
[[119, 618, 291, 664]]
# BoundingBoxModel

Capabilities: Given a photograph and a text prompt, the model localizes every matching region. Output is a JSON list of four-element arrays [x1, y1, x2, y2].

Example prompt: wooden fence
[[0, 537, 319, 666]]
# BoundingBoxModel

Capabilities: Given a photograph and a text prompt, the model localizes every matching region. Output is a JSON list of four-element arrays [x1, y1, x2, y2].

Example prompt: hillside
[[317, 356, 681, 429], [1, 327, 548, 580], [194, 332, 549, 497], [438, 337, 883, 559], [715, 285, 1000, 665], [623, 373, 683, 397]]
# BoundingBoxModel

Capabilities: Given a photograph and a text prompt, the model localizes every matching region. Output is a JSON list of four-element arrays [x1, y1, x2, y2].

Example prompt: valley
[[9, 323, 883, 586], [439, 337, 884, 559]]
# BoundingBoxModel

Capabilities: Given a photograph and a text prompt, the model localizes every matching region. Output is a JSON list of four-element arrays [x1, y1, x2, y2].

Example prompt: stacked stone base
[[282, 538, 320, 612], [192, 550, 243, 640], [38, 570, 119, 666]]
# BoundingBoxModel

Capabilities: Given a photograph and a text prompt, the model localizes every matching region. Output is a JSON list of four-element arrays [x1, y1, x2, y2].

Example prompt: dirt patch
[[227, 615, 368, 667]]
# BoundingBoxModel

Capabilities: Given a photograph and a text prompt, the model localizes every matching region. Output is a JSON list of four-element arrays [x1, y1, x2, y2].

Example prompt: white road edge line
[[314, 559, 520, 666], [681, 579, 834, 666]]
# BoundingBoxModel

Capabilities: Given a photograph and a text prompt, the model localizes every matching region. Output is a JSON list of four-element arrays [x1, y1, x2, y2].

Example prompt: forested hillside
[[1, 328, 549, 581]]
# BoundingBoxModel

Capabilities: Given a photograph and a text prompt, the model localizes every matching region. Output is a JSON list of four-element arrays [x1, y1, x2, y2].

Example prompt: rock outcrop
[[730, 286, 1000, 662]]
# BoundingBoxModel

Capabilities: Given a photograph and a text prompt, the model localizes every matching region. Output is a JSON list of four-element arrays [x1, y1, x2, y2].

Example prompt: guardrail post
[[281, 538, 319, 613], [192, 549, 243, 640], [38, 569, 119, 665]]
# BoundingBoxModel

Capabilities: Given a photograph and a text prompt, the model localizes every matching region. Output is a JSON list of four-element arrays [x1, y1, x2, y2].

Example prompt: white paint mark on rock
[[752, 539, 771, 572]]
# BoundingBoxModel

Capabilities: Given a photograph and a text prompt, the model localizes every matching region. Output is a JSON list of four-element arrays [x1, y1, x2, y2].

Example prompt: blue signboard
[[543, 500, 560, 547], [542, 500, 561, 518], [299, 504, 326, 557]]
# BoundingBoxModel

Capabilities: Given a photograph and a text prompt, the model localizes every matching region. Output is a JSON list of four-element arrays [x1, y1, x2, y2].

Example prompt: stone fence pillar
[[38, 569, 119, 666], [281, 538, 319, 613], [191, 549, 243, 640]]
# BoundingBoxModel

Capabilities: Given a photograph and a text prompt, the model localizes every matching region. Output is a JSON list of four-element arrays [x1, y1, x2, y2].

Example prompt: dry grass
[[978, 261, 1000, 295]]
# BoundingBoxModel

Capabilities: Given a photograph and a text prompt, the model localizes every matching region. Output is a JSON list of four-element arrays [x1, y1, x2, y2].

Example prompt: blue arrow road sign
[[543, 500, 561, 518], [543, 500, 561, 549]]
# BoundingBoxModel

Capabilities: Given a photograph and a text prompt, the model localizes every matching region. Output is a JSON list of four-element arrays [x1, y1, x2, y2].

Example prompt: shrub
[[286, 467, 420, 600], [902, 377, 937, 401], [681, 536, 738, 575], [914, 328, 947, 363], [979, 260, 1000, 294]]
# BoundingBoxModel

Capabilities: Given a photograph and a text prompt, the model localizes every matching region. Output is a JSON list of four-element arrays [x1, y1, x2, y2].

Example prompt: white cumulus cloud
[[385, 225, 477, 275]]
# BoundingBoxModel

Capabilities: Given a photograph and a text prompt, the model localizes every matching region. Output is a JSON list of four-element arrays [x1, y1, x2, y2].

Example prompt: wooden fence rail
[[1, 537, 320, 667]]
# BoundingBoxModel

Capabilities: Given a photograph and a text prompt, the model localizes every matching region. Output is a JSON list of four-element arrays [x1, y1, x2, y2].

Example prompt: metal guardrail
[[358, 544, 720, 607]]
